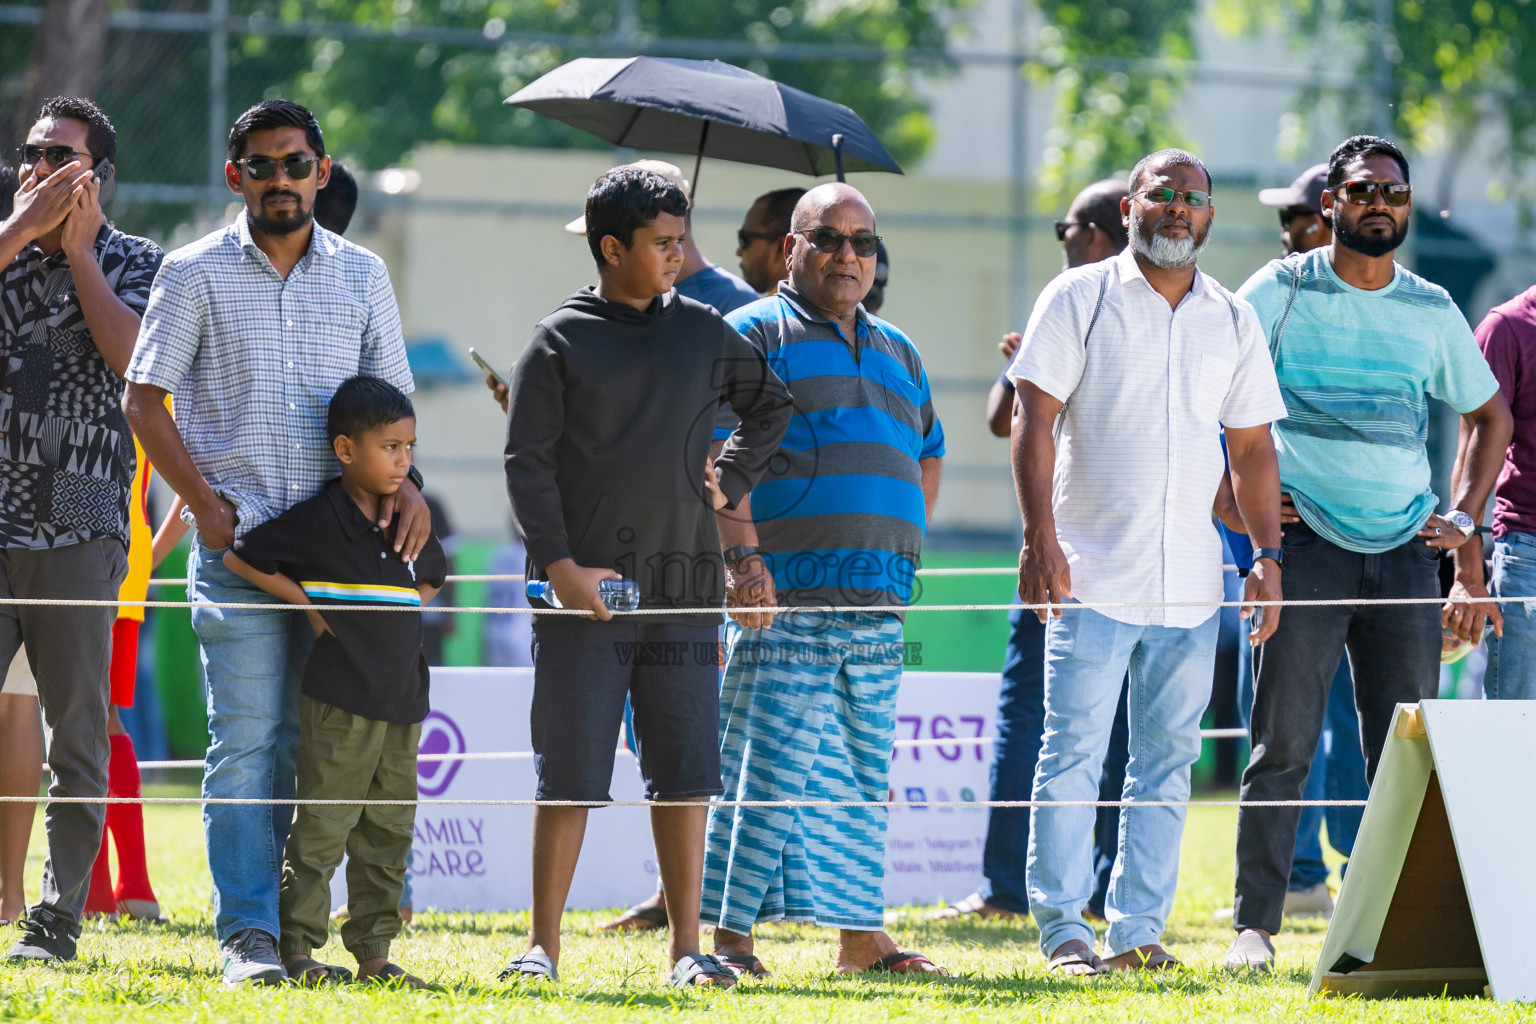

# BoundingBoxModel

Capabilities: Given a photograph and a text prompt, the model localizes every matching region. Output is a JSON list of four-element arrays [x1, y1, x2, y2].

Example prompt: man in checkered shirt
[[123, 99, 428, 987]]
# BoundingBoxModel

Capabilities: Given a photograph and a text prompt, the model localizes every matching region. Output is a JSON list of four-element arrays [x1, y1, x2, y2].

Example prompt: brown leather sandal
[[1045, 939, 1110, 977], [1104, 943, 1182, 972]]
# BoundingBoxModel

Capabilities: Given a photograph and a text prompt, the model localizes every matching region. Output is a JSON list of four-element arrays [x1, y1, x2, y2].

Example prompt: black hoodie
[[505, 286, 792, 621]]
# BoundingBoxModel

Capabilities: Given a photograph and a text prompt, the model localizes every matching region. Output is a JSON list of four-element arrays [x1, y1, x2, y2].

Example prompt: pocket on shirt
[[1195, 351, 1238, 424], [304, 300, 369, 371]]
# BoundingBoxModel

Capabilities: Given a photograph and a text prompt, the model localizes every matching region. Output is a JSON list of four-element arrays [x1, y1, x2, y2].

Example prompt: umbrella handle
[[832, 133, 845, 182]]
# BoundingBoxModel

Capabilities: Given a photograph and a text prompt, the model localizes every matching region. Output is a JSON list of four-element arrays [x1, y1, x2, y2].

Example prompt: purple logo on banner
[[418, 711, 467, 797]]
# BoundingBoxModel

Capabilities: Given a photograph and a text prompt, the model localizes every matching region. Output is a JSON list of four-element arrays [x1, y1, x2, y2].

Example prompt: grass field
[[0, 790, 1523, 1023]]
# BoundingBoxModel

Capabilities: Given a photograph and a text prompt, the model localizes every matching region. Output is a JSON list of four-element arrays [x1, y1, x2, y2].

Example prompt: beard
[[1129, 203, 1211, 269], [249, 191, 313, 236], [1334, 209, 1405, 258]]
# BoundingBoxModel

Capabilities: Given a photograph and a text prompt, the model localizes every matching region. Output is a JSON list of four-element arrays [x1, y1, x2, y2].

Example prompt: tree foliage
[[3, 0, 973, 190], [1028, 0, 1200, 203], [1212, 0, 1536, 216]]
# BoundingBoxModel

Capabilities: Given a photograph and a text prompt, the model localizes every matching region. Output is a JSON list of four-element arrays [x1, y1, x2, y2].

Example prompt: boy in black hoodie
[[500, 167, 791, 988]]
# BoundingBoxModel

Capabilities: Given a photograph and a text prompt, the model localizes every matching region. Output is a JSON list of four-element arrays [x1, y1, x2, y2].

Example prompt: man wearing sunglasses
[[1258, 164, 1332, 257], [0, 97, 163, 965], [940, 178, 1130, 930], [735, 187, 805, 295], [702, 183, 948, 978], [1225, 135, 1513, 972], [123, 99, 421, 986], [1009, 148, 1286, 976]]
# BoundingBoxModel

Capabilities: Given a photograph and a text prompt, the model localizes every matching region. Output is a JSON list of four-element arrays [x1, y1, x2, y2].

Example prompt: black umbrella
[[504, 56, 902, 196]]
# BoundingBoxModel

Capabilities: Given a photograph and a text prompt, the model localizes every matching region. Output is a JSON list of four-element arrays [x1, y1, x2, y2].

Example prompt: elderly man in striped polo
[[701, 183, 947, 978], [1008, 149, 1286, 975]]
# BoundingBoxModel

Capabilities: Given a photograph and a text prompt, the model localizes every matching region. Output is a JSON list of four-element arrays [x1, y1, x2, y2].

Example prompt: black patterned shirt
[[0, 225, 164, 548]]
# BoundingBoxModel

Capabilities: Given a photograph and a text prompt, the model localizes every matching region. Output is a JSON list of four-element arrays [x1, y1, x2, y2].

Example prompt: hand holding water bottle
[[541, 558, 623, 620]]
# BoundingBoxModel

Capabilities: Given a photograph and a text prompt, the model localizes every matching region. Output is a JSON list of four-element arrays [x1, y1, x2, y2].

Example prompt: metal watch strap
[[1253, 547, 1285, 569]]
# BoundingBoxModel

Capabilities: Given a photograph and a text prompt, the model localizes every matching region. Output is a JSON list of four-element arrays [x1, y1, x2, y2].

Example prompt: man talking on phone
[[0, 96, 163, 964]]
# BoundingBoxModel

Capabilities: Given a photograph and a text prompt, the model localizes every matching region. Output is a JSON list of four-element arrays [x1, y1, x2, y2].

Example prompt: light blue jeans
[[1486, 532, 1536, 700], [189, 540, 312, 943], [1027, 606, 1219, 956]]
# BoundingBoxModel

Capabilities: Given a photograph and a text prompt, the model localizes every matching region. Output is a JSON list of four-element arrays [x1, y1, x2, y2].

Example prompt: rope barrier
[[0, 795, 1368, 808], [88, 729, 1256, 772], [140, 566, 1243, 587], [0, 595, 1512, 614]]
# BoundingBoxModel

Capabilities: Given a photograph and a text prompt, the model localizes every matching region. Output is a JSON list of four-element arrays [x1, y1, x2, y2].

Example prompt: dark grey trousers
[[0, 539, 126, 932], [1232, 520, 1439, 935]]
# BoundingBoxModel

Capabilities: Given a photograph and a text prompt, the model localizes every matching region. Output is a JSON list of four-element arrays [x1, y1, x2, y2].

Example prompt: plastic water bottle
[[526, 577, 640, 613]]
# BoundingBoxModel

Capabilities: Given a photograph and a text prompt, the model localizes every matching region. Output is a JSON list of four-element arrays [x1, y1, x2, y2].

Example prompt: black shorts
[[530, 616, 723, 803]]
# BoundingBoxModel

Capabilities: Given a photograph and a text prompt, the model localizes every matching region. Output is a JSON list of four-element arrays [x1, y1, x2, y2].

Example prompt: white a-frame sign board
[[1311, 700, 1536, 1002]]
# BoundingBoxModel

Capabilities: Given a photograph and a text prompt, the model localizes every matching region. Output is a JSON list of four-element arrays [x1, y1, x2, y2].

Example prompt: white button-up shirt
[[1007, 248, 1286, 627]]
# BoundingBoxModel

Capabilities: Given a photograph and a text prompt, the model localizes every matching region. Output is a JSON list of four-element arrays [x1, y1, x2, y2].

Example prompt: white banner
[[336, 667, 999, 912]]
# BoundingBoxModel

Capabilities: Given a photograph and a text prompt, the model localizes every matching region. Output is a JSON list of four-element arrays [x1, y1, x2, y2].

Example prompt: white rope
[[0, 595, 1510, 614], [99, 729, 1255, 772], [141, 566, 1242, 587], [0, 795, 1367, 808]]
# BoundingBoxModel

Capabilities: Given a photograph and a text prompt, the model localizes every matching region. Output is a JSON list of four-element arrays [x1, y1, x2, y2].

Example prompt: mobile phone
[[92, 159, 116, 205], [468, 347, 509, 390]]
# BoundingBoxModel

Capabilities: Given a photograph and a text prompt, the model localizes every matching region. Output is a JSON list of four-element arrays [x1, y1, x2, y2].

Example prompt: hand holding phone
[[468, 347, 508, 390]]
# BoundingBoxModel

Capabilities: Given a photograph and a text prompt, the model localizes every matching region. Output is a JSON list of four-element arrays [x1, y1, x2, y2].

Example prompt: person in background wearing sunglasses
[[735, 187, 805, 295], [1259, 163, 1332, 257], [936, 178, 1130, 930], [0, 97, 163, 965], [123, 99, 423, 986], [1009, 148, 1286, 976], [1224, 135, 1513, 972], [702, 183, 948, 979]]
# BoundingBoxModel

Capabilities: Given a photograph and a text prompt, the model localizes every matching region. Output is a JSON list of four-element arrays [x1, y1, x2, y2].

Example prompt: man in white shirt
[[1007, 148, 1286, 975]]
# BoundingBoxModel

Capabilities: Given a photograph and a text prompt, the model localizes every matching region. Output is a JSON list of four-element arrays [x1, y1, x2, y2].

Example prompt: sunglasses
[[1333, 180, 1411, 207], [16, 144, 89, 168], [1136, 187, 1211, 208], [796, 227, 881, 258], [236, 155, 318, 181], [1278, 208, 1318, 228], [1054, 220, 1099, 242], [737, 229, 783, 248]]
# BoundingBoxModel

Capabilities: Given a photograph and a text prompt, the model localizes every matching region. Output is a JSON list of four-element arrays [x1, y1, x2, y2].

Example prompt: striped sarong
[[701, 611, 904, 933]]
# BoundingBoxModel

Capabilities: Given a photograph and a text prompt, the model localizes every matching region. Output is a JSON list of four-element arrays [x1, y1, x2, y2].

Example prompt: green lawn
[[0, 791, 1522, 1022]]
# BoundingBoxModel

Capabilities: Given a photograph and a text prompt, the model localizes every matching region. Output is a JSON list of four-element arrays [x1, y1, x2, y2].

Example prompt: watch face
[[1445, 510, 1475, 535]]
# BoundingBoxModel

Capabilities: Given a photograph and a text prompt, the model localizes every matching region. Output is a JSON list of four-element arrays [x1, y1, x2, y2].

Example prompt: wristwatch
[[1443, 509, 1476, 540], [406, 465, 425, 491], [1252, 547, 1286, 569], [723, 545, 761, 567]]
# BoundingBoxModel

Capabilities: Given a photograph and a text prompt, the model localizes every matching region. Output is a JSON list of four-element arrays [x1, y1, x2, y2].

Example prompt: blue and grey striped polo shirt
[[717, 285, 944, 608]]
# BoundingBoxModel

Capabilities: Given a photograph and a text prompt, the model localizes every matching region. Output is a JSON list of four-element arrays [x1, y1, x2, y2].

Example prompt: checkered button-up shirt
[[0, 225, 164, 549], [127, 212, 412, 537]]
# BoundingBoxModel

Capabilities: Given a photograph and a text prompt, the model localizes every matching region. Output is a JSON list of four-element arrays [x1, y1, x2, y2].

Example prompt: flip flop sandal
[[285, 957, 354, 986], [498, 952, 558, 983], [1046, 942, 1110, 977], [1105, 944, 1182, 972], [359, 962, 426, 988], [670, 952, 737, 989], [599, 900, 669, 931], [716, 953, 771, 979], [862, 951, 949, 976]]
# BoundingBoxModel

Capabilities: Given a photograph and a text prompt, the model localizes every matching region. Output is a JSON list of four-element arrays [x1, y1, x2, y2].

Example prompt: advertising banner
[[336, 667, 999, 912]]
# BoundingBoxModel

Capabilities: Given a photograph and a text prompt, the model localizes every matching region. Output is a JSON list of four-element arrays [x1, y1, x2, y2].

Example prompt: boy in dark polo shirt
[[501, 167, 791, 988], [224, 375, 446, 988]]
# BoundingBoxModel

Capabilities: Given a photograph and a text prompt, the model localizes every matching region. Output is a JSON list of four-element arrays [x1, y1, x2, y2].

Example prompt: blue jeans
[[1486, 532, 1536, 700], [980, 608, 1126, 916], [190, 540, 313, 943], [1027, 607, 1218, 956]]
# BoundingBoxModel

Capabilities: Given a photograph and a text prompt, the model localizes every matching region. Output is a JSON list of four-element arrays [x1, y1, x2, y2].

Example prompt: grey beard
[[1130, 206, 1211, 269]]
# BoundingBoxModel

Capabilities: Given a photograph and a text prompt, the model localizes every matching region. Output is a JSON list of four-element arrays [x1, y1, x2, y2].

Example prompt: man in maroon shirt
[[1466, 288, 1536, 696]]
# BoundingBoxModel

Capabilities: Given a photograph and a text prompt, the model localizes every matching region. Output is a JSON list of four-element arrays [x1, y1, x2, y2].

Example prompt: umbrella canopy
[[505, 57, 902, 181]]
